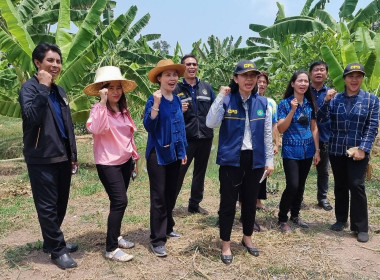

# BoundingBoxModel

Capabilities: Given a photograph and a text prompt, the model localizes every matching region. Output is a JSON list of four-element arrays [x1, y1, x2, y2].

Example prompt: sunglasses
[[185, 63, 198, 67]]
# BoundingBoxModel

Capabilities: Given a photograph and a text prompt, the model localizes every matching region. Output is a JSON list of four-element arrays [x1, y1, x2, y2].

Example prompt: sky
[[113, 0, 374, 54]]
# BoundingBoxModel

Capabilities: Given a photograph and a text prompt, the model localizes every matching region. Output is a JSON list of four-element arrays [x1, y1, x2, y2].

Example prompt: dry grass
[[1, 133, 380, 279]]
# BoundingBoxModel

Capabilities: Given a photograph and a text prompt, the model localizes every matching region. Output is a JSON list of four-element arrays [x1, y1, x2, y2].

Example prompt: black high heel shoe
[[220, 253, 233, 265], [241, 239, 259, 257]]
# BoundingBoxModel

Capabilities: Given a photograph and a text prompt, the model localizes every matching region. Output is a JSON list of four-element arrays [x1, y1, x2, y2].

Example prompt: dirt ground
[[0, 160, 379, 280]]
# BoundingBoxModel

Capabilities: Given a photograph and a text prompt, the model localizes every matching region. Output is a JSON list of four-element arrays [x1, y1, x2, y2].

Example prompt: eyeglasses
[[185, 63, 197, 67]]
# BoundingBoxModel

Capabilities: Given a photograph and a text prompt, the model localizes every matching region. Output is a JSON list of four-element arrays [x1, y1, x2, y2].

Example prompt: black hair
[[309, 60, 328, 73], [283, 70, 316, 113], [107, 92, 128, 116], [32, 42, 62, 71], [181, 54, 198, 64], [228, 73, 258, 95]]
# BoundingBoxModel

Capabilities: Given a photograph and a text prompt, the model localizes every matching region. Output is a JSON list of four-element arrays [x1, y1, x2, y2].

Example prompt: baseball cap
[[343, 63, 365, 77], [234, 60, 260, 75]]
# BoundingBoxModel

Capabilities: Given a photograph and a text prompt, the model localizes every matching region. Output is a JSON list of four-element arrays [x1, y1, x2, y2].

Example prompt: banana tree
[[191, 35, 245, 90], [246, 0, 380, 97], [0, 0, 161, 120]]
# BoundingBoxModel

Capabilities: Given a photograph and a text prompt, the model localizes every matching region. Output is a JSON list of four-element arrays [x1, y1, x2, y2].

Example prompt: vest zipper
[[35, 127, 41, 149]]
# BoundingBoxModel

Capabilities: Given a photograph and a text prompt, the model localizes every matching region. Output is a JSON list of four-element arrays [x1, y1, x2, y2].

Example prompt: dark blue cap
[[234, 60, 260, 75], [343, 63, 365, 77]]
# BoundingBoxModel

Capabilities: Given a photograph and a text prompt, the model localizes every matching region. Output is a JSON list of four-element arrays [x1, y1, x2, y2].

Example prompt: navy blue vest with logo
[[217, 92, 267, 169]]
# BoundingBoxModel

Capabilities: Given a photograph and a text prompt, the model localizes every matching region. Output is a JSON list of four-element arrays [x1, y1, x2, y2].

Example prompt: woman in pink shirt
[[84, 66, 139, 262]]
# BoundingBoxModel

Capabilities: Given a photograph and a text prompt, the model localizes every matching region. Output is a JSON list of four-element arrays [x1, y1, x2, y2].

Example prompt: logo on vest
[[227, 109, 238, 114], [256, 109, 264, 116], [177, 92, 184, 97]]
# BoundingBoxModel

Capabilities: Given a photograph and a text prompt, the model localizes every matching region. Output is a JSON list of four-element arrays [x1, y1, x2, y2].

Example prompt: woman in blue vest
[[317, 63, 379, 243], [277, 70, 320, 233], [144, 59, 187, 257], [207, 60, 274, 265]]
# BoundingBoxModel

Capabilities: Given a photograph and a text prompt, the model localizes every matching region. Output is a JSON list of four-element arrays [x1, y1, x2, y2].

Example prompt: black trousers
[[147, 149, 181, 247], [278, 158, 313, 223], [316, 142, 330, 202], [176, 138, 213, 208], [27, 161, 72, 259], [96, 159, 132, 252], [329, 154, 369, 232], [219, 151, 263, 241]]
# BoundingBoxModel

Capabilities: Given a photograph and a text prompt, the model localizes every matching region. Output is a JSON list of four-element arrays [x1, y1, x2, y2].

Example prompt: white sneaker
[[105, 248, 133, 262]]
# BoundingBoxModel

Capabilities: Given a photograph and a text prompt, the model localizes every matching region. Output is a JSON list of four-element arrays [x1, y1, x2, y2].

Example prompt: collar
[[343, 90, 360, 98], [286, 94, 311, 105], [240, 92, 251, 103], [310, 84, 327, 92], [182, 77, 199, 87]]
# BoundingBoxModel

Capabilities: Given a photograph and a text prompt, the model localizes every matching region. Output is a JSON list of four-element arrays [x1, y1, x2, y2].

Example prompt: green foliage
[[0, 1, 164, 121], [4, 240, 43, 267], [246, 0, 380, 97]]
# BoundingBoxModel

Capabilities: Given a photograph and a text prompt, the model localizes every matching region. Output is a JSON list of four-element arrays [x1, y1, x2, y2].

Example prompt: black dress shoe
[[318, 200, 333, 211], [188, 206, 209, 215], [330, 221, 348, 231], [43, 243, 79, 254], [241, 240, 259, 257], [220, 253, 233, 265], [357, 232, 369, 243], [51, 253, 77, 269], [290, 216, 309, 228]]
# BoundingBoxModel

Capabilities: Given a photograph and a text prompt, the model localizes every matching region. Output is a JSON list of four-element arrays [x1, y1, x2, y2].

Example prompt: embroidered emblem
[[177, 92, 184, 97], [257, 109, 264, 116], [202, 89, 208, 95], [227, 109, 238, 114]]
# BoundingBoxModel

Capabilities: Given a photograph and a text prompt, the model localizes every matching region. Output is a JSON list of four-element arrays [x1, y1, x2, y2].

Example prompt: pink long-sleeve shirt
[[86, 103, 140, 165]]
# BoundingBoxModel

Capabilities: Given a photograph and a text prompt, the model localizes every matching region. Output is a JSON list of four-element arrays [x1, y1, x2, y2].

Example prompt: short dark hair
[[32, 42, 62, 70], [181, 54, 198, 64], [258, 71, 270, 84], [309, 60, 328, 73]]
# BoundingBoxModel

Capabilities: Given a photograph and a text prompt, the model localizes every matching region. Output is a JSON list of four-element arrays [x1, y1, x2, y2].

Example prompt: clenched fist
[[220, 86, 231, 96]]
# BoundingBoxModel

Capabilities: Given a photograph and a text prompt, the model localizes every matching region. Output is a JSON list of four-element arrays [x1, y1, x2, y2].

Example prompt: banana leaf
[[321, 45, 345, 91], [0, 101, 21, 118], [0, 0, 35, 57]]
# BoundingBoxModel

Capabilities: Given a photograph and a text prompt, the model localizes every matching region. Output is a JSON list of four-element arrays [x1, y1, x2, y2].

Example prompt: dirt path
[[1, 194, 379, 280]]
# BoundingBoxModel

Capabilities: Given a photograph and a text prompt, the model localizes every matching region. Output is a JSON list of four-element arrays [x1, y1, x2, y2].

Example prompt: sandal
[[118, 236, 135, 249], [256, 205, 270, 213], [105, 248, 133, 262]]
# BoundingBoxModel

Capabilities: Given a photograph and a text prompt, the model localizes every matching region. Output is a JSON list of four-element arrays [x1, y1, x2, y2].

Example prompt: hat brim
[[148, 64, 186, 83], [83, 79, 137, 96], [343, 70, 366, 77], [235, 69, 261, 75]]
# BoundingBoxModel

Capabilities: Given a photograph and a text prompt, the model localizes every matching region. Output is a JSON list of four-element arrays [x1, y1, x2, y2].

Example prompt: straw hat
[[148, 59, 185, 83], [83, 66, 137, 96]]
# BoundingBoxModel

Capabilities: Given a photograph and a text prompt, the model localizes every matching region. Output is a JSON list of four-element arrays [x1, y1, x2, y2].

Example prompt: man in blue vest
[[173, 54, 215, 214], [309, 61, 336, 211]]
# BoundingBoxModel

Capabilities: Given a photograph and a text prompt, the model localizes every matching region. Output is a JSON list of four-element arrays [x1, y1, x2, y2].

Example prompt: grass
[[0, 115, 23, 159], [0, 115, 380, 279]]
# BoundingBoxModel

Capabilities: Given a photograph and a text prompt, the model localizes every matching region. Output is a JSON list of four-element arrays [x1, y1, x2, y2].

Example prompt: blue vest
[[217, 92, 267, 168]]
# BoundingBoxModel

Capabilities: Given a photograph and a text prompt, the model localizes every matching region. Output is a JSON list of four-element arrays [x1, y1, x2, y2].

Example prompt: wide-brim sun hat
[[83, 66, 137, 96], [147, 59, 186, 83]]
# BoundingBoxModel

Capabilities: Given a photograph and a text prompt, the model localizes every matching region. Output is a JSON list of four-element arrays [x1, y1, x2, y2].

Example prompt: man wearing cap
[[173, 54, 215, 214], [207, 60, 274, 264], [18, 42, 78, 269], [317, 62, 379, 243], [309, 61, 336, 211]]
